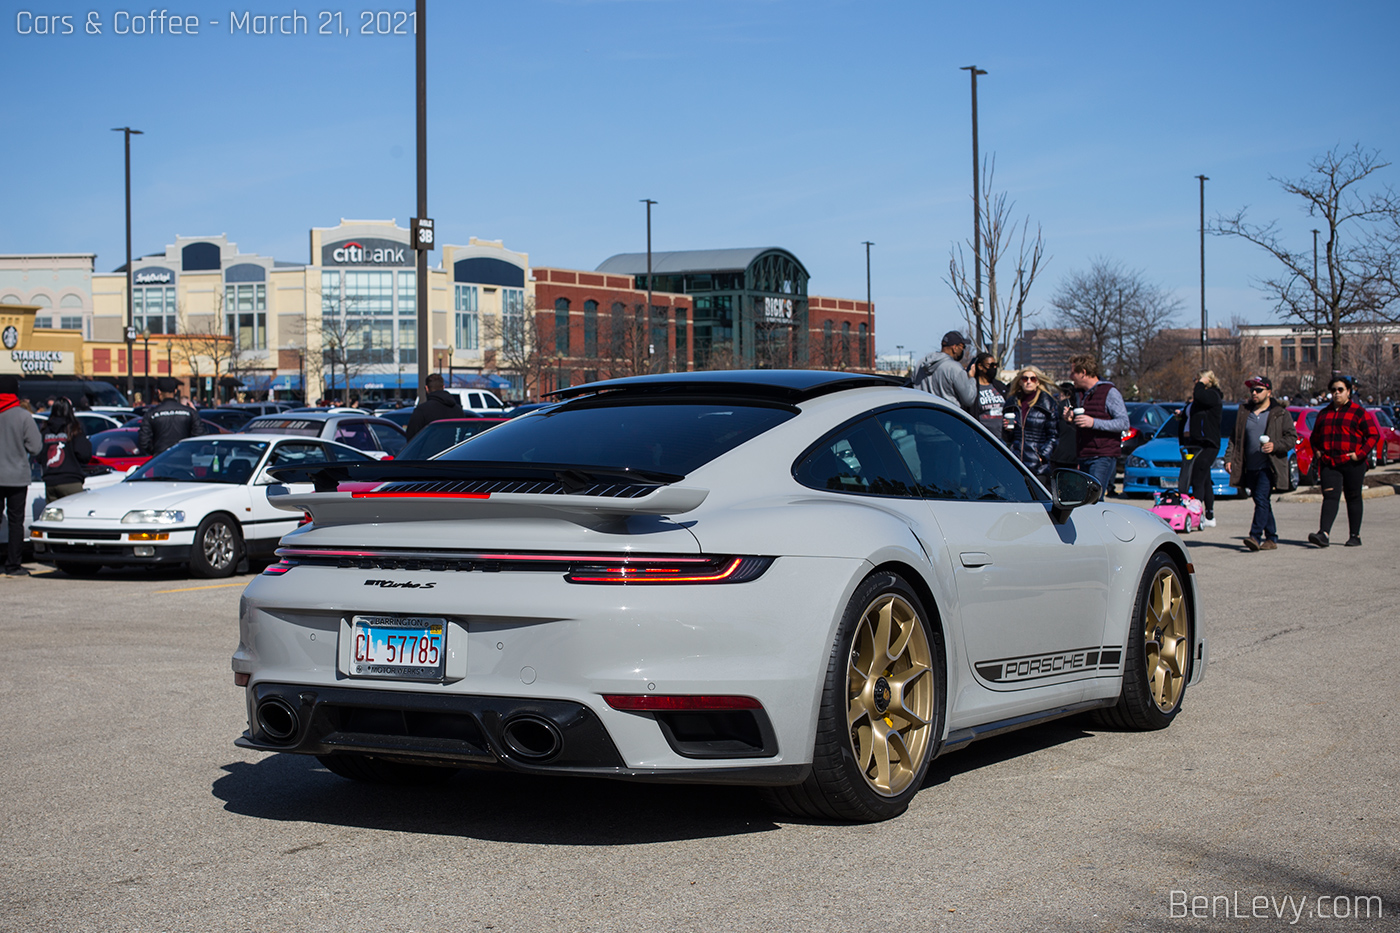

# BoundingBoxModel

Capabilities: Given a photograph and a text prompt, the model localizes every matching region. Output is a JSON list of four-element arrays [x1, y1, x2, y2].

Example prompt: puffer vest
[[1075, 380, 1121, 459]]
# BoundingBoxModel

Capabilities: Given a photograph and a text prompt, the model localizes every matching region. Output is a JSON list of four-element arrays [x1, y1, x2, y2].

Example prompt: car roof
[[246, 412, 398, 425], [550, 369, 903, 403]]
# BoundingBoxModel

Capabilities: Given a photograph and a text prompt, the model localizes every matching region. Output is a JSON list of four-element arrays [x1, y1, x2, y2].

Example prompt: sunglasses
[[1020, 375, 1038, 382], [1249, 386, 1267, 393]]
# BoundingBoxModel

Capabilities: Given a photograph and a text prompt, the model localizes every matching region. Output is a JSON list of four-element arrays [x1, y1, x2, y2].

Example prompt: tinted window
[[794, 418, 918, 497], [246, 418, 322, 437], [1305, 411, 1317, 431], [368, 422, 407, 455], [129, 439, 269, 484], [877, 407, 1044, 502], [437, 402, 797, 476], [91, 429, 140, 457], [1373, 409, 1394, 428], [332, 421, 377, 451], [327, 442, 373, 462], [397, 420, 505, 460], [266, 441, 328, 467]]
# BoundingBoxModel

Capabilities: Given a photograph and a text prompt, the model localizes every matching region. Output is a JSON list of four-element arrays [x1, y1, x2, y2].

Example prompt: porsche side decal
[[975, 646, 1123, 684]]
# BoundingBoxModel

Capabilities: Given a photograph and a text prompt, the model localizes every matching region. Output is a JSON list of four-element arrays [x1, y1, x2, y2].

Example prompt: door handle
[[960, 551, 992, 568]]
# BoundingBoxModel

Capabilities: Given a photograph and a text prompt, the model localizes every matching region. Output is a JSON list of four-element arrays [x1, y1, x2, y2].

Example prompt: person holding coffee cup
[[1225, 375, 1296, 551], [1004, 365, 1059, 479]]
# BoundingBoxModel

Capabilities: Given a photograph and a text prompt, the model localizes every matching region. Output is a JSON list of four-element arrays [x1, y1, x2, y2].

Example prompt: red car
[[88, 421, 232, 472], [1291, 406, 1399, 484]]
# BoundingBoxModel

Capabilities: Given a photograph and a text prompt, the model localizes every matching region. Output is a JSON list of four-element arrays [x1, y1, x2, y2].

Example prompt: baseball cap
[[941, 330, 969, 347], [156, 376, 183, 393], [1244, 375, 1272, 390]]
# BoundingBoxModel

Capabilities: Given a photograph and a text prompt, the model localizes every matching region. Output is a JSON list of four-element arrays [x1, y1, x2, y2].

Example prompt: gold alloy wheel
[[846, 594, 933, 797], [1144, 567, 1189, 712]]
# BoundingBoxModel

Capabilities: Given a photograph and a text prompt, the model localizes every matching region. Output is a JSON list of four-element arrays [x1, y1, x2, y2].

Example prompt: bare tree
[[307, 283, 377, 405], [483, 295, 552, 400], [1049, 258, 1182, 395], [174, 296, 237, 404], [946, 156, 1049, 364], [1212, 145, 1400, 371]]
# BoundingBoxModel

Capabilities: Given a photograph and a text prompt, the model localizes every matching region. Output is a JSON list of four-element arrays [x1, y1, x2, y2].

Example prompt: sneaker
[[1243, 536, 1261, 551], [1308, 531, 1330, 548], [4, 566, 30, 577], [1201, 517, 1217, 528], [1260, 539, 1278, 550], [1345, 536, 1362, 547]]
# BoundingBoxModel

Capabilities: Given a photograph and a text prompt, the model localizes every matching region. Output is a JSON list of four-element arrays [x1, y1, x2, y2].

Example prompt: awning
[[241, 373, 303, 392], [447, 372, 511, 390]]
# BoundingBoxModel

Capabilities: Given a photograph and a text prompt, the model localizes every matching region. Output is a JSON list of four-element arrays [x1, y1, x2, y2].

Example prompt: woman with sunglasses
[[1307, 375, 1378, 547], [1003, 366, 1059, 479]]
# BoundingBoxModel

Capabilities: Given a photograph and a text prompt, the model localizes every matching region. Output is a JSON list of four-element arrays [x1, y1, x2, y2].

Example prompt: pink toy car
[[1151, 489, 1204, 533]]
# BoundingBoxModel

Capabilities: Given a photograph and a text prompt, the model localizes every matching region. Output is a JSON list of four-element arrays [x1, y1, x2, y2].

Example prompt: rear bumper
[[238, 682, 803, 786]]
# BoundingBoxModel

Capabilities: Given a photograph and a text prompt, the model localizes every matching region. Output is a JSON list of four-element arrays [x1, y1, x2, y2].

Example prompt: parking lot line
[[155, 582, 250, 594]]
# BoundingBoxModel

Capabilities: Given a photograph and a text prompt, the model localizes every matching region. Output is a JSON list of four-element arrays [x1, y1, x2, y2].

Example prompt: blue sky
[[3, 0, 1398, 361]]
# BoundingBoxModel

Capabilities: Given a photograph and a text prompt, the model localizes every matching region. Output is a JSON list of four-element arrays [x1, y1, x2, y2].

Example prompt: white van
[[442, 387, 510, 413]]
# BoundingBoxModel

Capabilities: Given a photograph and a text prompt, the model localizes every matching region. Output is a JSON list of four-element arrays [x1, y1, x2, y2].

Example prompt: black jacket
[[41, 419, 93, 485], [1182, 382, 1223, 448], [1005, 390, 1061, 477], [137, 399, 206, 455], [406, 390, 465, 439]]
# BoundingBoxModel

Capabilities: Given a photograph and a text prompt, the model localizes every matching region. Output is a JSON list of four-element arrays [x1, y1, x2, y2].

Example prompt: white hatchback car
[[233, 371, 1207, 822], [30, 434, 373, 577]]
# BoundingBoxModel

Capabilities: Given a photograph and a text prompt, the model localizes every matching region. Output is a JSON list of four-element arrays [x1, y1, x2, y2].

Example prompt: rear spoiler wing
[[267, 484, 709, 521]]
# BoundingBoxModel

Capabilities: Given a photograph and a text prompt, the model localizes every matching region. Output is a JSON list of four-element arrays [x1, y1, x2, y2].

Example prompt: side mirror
[[1050, 469, 1102, 524]]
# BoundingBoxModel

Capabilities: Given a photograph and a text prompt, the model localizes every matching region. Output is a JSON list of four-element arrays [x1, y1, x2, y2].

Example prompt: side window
[[333, 421, 375, 451], [368, 423, 407, 456], [877, 407, 1045, 503], [266, 442, 328, 467], [327, 442, 372, 462], [794, 417, 918, 497]]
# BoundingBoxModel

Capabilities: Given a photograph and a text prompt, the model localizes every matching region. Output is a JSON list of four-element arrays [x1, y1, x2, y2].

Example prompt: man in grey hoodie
[[910, 330, 979, 413], [0, 374, 43, 576]]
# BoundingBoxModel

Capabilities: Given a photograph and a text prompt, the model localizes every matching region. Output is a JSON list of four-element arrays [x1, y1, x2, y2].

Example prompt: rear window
[[398, 420, 505, 460], [245, 418, 322, 437], [1157, 408, 1238, 441], [435, 402, 796, 475]]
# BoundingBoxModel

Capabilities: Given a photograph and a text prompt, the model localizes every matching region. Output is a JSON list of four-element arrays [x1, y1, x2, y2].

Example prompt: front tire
[[766, 573, 941, 822], [1095, 552, 1192, 731], [190, 514, 240, 578]]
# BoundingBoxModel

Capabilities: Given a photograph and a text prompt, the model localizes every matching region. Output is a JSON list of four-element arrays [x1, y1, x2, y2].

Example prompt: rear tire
[[54, 561, 101, 577], [1095, 552, 1192, 731], [317, 753, 460, 785], [765, 573, 941, 822]]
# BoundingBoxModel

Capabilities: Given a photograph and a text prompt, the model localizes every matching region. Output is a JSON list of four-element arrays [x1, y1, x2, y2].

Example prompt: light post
[[896, 343, 904, 376], [861, 241, 874, 369], [1196, 173, 1208, 369], [111, 126, 143, 401], [411, 0, 432, 404], [641, 198, 657, 370], [141, 329, 151, 402], [960, 65, 987, 350]]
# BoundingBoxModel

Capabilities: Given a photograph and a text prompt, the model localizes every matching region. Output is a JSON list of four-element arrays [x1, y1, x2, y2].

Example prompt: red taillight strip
[[351, 491, 491, 500], [471, 552, 712, 564], [262, 560, 297, 575], [275, 547, 712, 565], [603, 694, 762, 711], [567, 557, 744, 584]]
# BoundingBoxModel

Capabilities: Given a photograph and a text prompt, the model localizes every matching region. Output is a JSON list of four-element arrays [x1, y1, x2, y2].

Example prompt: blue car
[[1122, 405, 1299, 498]]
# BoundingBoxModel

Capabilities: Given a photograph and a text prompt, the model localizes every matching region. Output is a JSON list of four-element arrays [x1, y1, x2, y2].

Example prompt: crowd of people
[[909, 335, 1384, 551]]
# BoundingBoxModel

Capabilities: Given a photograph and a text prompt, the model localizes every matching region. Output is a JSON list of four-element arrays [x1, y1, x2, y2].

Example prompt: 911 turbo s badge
[[363, 579, 437, 589], [975, 647, 1122, 684]]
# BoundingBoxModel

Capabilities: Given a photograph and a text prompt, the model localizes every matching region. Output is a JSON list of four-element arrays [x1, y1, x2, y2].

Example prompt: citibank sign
[[323, 237, 409, 267]]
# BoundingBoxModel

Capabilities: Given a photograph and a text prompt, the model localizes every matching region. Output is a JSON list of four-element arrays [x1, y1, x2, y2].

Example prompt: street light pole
[[111, 127, 142, 402], [961, 65, 987, 351], [641, 198, 657, 371], [861, 241, 874, 369], [1196, 173, 1208, 369], [142, 330, 150, 401], [413, 0, 430, 403]]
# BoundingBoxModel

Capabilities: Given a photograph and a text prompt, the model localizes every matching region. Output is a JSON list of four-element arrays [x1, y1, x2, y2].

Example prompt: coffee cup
[[1260, 434, 1270, 445], [1003, 410, 1016, 421], [1073, 407, 1085, 416]]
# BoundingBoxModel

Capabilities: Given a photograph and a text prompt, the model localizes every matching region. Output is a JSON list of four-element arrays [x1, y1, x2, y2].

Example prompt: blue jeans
[[1078, 457, 1116, 502], [1246, 467, 1276, 541]]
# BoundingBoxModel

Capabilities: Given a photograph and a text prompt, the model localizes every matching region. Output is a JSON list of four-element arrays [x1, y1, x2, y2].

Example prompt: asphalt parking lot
[[1, 494, 1396, 932]]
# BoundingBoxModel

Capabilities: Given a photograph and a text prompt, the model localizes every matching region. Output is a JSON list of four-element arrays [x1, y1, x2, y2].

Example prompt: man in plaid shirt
[[1308, 375, 1379, 547]]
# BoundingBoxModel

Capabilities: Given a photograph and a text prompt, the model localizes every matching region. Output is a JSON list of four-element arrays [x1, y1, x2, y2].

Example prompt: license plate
[[349, 615, 447, 681]]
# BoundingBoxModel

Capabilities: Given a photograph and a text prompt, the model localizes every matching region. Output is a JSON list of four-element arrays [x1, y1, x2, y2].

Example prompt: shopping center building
[[5, 225, 878, 403]]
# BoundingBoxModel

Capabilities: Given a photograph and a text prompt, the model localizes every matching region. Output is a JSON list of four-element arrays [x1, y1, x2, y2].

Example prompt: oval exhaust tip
[[501, 715, 562, 761], [256, 698, 300, 743]]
